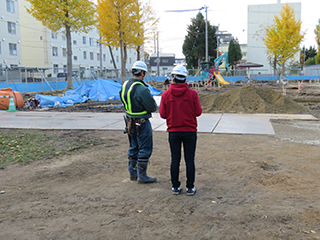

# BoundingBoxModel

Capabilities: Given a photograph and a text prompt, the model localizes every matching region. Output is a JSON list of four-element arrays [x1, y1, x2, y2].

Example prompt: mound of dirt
[[199, 84, 307, 114]]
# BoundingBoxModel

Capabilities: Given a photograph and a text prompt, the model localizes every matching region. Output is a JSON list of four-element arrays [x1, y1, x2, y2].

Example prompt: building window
[[129, 58, 131, 64], [90, 52, 94, 60], [51, 31, 58, 39], [8, 22, 16, 34], [83, 51, 87, 60], [73, 40, 77, 45], [103, 54, 106, 62], [0, 42, 1, 55], [162, 59, 168, 63], [62, 48, 67, 57], [97, 53, 100, 61], [0, 64, 3, 76], [74, 56, 78, 61], [62, 35, 66, 41], [82, 36, 86, 44], [116, 56, 119, 63], [52, 46, 58, 56], [89, 38, 93, 46], [9, 43, 17, 55], [6, 0, 14, 13], [63, 65, 67, 72], [96, 41, 100, 47], [53, 64, 58, 73], [110, 59, 113, 64]]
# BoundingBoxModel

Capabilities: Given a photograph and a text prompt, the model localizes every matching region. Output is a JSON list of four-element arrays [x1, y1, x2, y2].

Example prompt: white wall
[[0, 0, 22, 68], [247, 2, 301, 74]]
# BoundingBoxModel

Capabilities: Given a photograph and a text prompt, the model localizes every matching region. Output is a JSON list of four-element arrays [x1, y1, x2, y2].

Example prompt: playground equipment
[[214, 72, 229, 85], [0, 88, 24, 110], [200, 52, 230, 86]]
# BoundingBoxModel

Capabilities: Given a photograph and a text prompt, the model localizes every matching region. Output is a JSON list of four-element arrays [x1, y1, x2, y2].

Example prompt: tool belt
[[123, 116, 147, 135]]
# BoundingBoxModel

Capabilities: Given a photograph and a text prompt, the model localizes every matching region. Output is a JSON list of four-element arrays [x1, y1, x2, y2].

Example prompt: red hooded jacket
[[159, 82, 202, 132]]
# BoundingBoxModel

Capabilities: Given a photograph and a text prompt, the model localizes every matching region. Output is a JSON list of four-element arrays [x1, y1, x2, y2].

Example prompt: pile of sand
[[199, 85, 307, 114]]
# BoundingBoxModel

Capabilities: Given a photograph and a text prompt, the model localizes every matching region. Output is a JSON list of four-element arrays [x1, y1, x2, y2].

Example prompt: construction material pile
[[199, 84, 306, 114]]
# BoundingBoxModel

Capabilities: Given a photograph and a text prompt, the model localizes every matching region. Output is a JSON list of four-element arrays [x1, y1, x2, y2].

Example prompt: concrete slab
[[214, 114, 275, 135], [149, 113, 167, 131], [0, 110, 317, 135], [197, 113, 222, 133]]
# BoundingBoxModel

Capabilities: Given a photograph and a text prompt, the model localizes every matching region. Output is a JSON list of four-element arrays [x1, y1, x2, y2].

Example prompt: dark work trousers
[[128, 119, 153, 160], [169, 132, 197, 189]]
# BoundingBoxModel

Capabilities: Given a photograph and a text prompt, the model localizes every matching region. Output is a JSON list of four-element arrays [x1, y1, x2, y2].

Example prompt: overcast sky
[[148, 0, 320, 58]]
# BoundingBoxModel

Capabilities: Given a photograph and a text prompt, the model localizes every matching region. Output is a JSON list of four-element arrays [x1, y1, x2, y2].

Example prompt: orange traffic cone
[[7, 95, 18, 112]]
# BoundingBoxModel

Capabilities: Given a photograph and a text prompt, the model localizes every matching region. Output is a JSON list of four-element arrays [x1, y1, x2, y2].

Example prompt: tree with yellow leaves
[[315, 19, 320, 64], [264, 3, 304, 82], [97, 0, 158, 83], [135, 0, 158, 60], [26, 0, 96, 89]]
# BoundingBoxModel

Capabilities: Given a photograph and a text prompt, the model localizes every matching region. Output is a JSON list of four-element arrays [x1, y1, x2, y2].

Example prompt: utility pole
[[216, 36, 220, 59], [157, 31, 160, 77], [205, 5, 208, 62]]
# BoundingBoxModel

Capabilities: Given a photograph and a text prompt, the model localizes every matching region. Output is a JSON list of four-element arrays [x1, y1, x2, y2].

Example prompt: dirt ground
[[1, 82, 320, 240]]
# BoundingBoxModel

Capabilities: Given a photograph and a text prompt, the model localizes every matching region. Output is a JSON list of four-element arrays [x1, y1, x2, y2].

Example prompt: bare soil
[[1, 82, 320, 240]]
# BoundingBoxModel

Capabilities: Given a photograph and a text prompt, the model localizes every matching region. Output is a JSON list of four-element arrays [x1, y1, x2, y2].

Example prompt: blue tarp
[[65, 83, 92, 97], [88, 79, 122, 101], [36, 78, 162, 108], [146, 83, 163, 96], [35, 94, 88, 108]]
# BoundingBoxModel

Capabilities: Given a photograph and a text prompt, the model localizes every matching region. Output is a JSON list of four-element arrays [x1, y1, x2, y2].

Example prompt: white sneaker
[[186, 187, 196, 196], [172, 186, 182, 195]]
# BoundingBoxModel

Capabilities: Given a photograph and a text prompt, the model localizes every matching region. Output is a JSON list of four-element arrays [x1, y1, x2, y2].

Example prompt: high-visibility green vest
[[121, 80, 148, 115]]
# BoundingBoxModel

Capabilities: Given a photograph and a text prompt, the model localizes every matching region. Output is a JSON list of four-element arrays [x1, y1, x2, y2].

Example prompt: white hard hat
[[132, 60, 148, 73], [171, 65, 188, 79]]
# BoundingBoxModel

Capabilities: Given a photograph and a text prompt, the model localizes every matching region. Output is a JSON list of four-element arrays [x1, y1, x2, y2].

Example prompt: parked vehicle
[[56, 72, 79, 81]]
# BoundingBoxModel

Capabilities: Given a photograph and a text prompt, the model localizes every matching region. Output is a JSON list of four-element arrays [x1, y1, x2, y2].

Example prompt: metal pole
[[5, 66, 8, 88], [205, 6, 208, 62], [99, 36, 102, 78], [157, 31, 160, 78], [25, 68, 27, 93], [217, 36, 219, 59]]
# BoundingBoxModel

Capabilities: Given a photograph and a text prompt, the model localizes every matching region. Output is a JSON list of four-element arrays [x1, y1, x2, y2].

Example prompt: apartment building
[[216, 35, 247, 71], [0, 0, 140, 79], [0, 0, 22, 71], [247, 1, 301, 74]]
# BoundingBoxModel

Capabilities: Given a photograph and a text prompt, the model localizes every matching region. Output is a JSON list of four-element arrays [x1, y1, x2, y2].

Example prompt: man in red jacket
[[159, 65, 202, 195]]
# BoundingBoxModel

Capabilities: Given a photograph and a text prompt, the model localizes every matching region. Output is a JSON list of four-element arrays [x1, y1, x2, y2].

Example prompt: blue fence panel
[[1, 75, 319, 94]]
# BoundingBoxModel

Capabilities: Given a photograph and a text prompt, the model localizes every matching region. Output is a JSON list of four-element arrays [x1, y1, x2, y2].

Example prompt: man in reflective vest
[[120, 60, 157, 183]]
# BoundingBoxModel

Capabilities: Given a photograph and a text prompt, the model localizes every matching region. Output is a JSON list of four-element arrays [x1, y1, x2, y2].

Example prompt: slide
[[214, 72, 229, 85]]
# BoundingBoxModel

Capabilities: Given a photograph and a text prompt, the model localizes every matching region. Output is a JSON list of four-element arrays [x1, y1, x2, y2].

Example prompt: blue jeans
[[128, 119, 153, 160], [169, 132, 197, 189]]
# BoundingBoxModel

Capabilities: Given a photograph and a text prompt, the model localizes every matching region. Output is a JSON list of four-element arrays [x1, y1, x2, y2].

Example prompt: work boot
[[137, 161, 157, 183], [128, 159, 137, 181]]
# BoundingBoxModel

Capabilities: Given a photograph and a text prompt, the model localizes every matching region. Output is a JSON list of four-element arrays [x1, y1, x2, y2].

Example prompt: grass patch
[[0, 130, 101, 169]]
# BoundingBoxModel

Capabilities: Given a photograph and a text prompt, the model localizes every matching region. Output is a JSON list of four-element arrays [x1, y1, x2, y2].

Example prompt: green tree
[[264, 3, 304, 82], [228, 37, 242, 74], [301, 46, 317, 65], [305, 57, 316, 66], [182, 12, 217, 69], [26, 0, 96, 89]]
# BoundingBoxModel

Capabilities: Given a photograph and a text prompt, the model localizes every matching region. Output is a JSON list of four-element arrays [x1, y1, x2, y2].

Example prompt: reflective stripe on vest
[[121, 81, 148, 115]]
